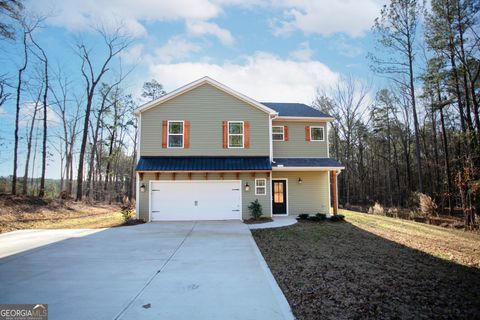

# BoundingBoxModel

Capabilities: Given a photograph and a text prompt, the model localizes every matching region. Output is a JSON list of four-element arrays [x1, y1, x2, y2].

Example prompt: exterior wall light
[[140, 184, 146, 192], [245, 182, 250, 191], [298, 178, 303, 184]]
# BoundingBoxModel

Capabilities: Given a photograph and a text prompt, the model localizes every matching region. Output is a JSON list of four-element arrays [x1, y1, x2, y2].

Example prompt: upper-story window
[[228, 121, 244, 148], [272, 126, 284, 141], [310, 126, 325, 141], [168, 121, 184, 148]]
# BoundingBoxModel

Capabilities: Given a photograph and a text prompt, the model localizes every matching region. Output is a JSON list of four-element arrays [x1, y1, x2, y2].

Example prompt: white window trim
[[310, 126, 325, 141], [272, 126, 284, 141], [167, 120, 184, 148], [255, 178, 267, 195], [228, 121, 244, 149]]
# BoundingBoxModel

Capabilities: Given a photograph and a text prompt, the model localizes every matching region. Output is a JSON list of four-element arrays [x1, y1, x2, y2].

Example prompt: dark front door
[[272, 180, 287, 214]]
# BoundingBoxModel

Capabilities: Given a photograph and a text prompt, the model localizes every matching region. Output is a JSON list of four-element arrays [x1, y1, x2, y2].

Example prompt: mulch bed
[[122, 219, 146, 226], [252, 222, 480, 319], [243, 217, 274, 224]]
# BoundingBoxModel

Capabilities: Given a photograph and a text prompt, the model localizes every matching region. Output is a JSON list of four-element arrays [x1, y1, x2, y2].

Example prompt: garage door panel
[[150, 181, 241, 221]]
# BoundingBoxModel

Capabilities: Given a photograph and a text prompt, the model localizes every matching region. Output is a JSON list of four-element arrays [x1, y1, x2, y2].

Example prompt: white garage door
[[150, 180, 242, 221]]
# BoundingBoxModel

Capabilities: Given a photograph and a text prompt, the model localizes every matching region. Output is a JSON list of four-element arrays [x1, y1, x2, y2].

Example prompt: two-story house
[[134, 76, 343, 221]]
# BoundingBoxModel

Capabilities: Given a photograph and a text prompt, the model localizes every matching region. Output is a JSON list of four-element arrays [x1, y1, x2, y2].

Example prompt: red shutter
[[305, 126, 310, 142], [184, 120, 190, 148], [244, 121, 250, 148], [162, 120, 167, 148], [284, 126, 289, 141], [222, 121, 227, 148]]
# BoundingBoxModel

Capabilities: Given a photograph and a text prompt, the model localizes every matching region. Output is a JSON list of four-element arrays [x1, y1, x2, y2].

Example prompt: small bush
[[248, 199, 263, 220], [315, 213, 327, 220], [298, 213, 310, 220], [368, 202, 384, 215], [308, 215, 322, 222], [121, 199, 135, 223], [419, 193, 438, 217], [329, 214, 345, 222]]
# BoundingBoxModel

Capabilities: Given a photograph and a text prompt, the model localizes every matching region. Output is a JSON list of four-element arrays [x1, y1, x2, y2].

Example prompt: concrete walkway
[[248, 216, 298, 230], [0, 222, 294, 320]]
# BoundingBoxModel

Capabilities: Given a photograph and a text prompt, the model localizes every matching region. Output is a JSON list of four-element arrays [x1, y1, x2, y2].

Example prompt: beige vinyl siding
[[137, 172, 271, 220], [272, 171, 329, 215], [272, 121, 328, 157], [140, 83, 270, 156]]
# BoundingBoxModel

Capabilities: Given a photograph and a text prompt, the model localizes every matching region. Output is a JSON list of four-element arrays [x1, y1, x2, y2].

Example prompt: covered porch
[[272, 158, 344, 216]]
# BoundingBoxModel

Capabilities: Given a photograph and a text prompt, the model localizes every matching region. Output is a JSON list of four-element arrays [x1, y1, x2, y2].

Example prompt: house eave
[[273, 116, 335, 122], [272, 166, 344, 171]]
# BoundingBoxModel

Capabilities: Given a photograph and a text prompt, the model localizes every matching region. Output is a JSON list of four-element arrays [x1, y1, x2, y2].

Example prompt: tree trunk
[[12, 30, 28, 195], [22, 98, 39, 195], [38, 53, 48, 197]]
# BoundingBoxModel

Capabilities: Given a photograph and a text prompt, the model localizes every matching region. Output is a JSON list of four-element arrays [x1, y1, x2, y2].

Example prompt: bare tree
[[22, 82, 42, 195], [12, 21, 32, 195], [29, 31, 49, 197], [315, 75, 370, 204], [369, 0, 425, 192], [75, 26, 131, 201]]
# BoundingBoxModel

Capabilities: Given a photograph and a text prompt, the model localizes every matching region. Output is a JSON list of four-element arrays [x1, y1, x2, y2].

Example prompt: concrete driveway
[[0, 222, 293, 320]]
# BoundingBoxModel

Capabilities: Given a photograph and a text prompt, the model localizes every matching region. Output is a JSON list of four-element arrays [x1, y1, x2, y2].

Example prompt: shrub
[[387, 207, 399, 218], [248, 199, 263, 220], [121, 198, 135, 223], [308, 215, 322, 222], [329, 214, 345, 222], [368, 202, 384, 215], [419, 193, 438, 217], [407, 191, 421, 209], [315, 213, 327, 220], [298, 213, 310, 220]]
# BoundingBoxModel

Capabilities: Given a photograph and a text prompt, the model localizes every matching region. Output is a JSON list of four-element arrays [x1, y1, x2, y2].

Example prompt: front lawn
[[0, 194, 124, 233], [252, 210, 480, 319]]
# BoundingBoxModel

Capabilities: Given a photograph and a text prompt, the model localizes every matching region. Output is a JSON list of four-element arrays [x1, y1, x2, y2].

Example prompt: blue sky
[[0, 0, 386, 178]]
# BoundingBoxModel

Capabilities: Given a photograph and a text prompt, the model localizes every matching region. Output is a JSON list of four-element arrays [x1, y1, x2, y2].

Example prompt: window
[[168, 121, 184, 148], [272, 126, 284, 141], [228, 121, 244, 148], [310, 126, 324, 141], [255, 178, 266, 195]]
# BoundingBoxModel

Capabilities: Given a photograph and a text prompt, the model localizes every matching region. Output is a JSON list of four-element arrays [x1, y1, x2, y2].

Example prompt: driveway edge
[[248, 234, 295, 320]]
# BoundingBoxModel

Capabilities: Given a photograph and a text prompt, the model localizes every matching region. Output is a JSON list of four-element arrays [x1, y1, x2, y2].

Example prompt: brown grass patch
[[252, 210, 480, 319], [0, 194, 124, 233]]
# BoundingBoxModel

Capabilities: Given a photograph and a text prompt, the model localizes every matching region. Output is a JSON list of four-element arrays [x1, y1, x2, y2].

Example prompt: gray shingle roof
[[262, 102, 332, 118], [136, 156, 272, 171], [273, 158, 344, 168]]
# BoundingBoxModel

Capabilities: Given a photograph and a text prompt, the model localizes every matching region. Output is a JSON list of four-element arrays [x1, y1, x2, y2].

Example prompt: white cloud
[[329, 37, 364, 58], [289, 41, 313, 61], [155, 37, 202, 63], [149, 52, 339, 103], [120, 44, 146, 65], [271, 0, 383, 38], [120, 38, 202, 65], [29, 0, 222, 37], [186, 21, 235, 45]]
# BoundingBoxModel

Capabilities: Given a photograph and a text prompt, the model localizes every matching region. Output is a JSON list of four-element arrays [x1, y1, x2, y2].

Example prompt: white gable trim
[[134, 76, 278, 116]]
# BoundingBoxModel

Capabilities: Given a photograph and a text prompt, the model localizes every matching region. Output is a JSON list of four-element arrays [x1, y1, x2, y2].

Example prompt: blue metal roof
[[273, 158, 344, 168], [261, 102, 332, 118], [136, 156, 272, 171]]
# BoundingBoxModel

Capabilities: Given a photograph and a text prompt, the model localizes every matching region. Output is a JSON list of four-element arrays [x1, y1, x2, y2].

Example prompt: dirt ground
[[252, 210, 480, 320], [0, 194, 123, 233]]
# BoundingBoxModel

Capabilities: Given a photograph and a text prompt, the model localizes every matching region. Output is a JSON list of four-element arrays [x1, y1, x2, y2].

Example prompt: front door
[[272, 180, 287, 215]]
